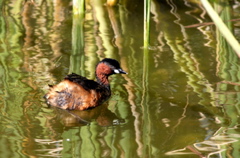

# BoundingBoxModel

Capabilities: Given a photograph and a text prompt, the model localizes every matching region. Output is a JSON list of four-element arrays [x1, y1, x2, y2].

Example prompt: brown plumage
[[44, 58, 127, 110]]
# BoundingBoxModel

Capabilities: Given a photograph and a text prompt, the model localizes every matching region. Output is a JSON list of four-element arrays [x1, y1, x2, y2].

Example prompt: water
[[1, 0, 240, 157]]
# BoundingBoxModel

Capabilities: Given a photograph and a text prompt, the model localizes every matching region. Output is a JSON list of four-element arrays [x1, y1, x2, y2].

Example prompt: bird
[[44, 58, 127, 111]]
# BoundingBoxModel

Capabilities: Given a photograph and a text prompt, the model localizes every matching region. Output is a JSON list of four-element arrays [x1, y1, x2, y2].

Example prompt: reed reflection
[[34, 103, 125, 157]]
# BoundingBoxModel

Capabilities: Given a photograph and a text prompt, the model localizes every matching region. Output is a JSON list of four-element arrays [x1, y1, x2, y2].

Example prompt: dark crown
[[100, 58, 121, 69]]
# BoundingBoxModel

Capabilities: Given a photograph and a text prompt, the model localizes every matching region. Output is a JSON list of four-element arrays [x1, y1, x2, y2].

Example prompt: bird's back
[[45, 73, 111, 110], [64, 73, 99, 90]]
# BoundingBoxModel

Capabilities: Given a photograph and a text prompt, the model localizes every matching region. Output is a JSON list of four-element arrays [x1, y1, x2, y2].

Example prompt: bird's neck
[[96, 73, 110, 88]]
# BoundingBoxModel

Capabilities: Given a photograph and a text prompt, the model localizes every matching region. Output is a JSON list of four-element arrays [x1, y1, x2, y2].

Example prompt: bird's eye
[[114, 69, 120, 73]]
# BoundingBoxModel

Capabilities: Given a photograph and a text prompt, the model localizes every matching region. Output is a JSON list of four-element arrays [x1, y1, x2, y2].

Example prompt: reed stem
[[73, 0, 85, 15], [71, 0, 85, 75], [201, 0, 240, 57], [144, 0, 151, 48]]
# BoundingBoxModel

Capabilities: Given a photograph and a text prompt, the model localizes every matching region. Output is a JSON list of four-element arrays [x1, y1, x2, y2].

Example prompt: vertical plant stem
[[201, 0, 240, 57], [73, 0, 85, 16], [71, 0, 85, 75], [143, 1, 151, 154], [144, 0, 151, 48]]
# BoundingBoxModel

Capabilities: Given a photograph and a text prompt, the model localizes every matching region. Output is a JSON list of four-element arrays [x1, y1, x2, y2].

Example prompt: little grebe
[[44, 58, 127, 110]]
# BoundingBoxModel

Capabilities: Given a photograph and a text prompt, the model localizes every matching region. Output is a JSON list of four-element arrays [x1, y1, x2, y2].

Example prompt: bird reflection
[[47, 102, 125, 127]]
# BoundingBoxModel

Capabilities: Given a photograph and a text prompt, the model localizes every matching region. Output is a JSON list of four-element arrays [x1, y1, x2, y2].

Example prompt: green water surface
[[1, 0, 240, 157]]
